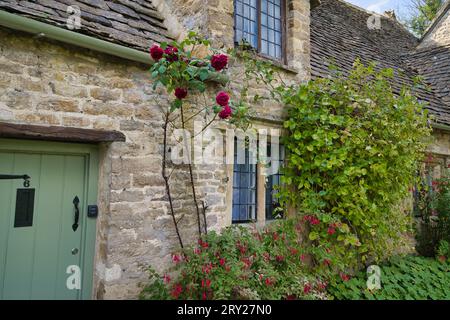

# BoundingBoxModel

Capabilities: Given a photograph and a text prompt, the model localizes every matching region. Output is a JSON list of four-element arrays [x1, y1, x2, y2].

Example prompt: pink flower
[[300, 254, 306, 262], [340, 273, 351, 282], [171, 283, 183, 299], [303, 283, 312, 294], [317, 281, 328, 291], [164, 45, 178, 62], [174, 88, 188, 100], [219, 258, 226, 266], [276, 255, 285, 262], [163, 274, 171, 284], [310, 217, 320, 225], [150, 45, 164, 61], [218, 105, 232, 119], [265, 277, 273, 286], [172, 254, 181, 263], [327, 227, 336, 235], [289, 247, 299, 255], [202, 292, 207, 300], [216, 91, 230, 106], [323, 259, 331, 266], [201, 279, 211, 288], [194, 248, 201, 255], [211, 54, 228, 71]]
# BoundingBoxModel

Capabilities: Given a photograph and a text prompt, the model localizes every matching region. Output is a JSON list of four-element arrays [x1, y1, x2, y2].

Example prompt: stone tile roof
[[311, 0, 450, 126], [407, 46, 450, 112], [0, 0, 174, 51]]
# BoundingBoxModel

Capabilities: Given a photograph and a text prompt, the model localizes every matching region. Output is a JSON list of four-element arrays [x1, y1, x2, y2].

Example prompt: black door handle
[[72, 196, 80, 231], [0, 174, 31, 187]]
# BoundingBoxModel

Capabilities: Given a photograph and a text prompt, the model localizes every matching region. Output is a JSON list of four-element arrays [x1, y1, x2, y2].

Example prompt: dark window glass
[[234, 0, 284, 60], [265, 143, 285, 220], [232, 138, 257, 223]]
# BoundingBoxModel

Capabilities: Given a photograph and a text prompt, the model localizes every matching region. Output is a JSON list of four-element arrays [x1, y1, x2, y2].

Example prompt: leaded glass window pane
[[232, 138, 257, 223], [235, 0, 284, 60]]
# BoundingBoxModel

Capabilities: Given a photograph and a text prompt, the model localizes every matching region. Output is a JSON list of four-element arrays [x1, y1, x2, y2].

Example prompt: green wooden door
[[0, 139, 98, 300]]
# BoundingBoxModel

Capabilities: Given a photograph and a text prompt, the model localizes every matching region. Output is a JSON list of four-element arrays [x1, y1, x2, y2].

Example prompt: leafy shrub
[[415, 175, 450, 257], [328, 255, 450, 300], [140, 218, 329, 300], [437, 240, 450, 263], [276, 61, 431, 271]]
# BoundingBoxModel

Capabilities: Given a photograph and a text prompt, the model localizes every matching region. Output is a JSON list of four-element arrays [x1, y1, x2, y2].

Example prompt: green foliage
[[277, 61, 431, 272], [437, 240, 450, 262], [140, 218, 329, 300], [407, 0, 444, 36], [329, 255, 450, 300], [415, 174, 450, 257]]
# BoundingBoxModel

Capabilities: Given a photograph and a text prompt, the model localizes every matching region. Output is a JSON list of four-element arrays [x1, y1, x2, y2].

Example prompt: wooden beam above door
[[0, 122, 126, 144]]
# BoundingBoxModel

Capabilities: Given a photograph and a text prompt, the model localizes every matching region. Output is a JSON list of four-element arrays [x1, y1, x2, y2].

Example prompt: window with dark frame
[[232, 138, 257, 223], [265, 143, 285, 220], [234, 0, 285, 61]]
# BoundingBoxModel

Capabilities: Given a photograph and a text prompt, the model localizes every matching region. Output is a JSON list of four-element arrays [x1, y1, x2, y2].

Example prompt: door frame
[[0, 138, 99, 300]]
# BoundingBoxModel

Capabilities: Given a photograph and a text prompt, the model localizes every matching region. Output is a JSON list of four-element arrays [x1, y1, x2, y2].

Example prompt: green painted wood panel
[[0, 140, 98, 300]]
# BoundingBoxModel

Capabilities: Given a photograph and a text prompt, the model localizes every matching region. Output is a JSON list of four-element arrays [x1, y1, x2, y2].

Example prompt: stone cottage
[[0, 0, 448, 300]]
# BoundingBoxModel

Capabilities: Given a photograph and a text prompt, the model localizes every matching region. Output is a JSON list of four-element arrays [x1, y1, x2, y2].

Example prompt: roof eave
[[420, 0, 450, 42]]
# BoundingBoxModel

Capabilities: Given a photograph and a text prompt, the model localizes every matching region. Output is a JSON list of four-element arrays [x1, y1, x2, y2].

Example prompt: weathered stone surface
[[83, 101, 132, 118], [90, 87, 122, 102], [37, 98, 80, 112], [120, 119, 144, 131], [2, 90, 33, 109], [50, 82, 88, 98]]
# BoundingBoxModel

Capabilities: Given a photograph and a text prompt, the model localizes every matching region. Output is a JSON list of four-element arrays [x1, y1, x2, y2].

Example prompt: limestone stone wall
[[419, 5, 450, 48], [428, 128, 450, 177]]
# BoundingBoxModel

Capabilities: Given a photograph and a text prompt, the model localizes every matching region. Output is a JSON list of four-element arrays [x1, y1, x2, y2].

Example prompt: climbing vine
[[149, 32, 251, 247]]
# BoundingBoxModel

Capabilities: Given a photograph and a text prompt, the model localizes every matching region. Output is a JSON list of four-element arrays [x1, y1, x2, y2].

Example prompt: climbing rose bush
[[140, 218, 330, 300], [148, 32, 245, 122]]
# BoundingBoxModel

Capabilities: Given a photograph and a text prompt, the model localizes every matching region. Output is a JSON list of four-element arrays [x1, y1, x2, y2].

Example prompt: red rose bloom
[[150, 45, 164, 61], [218, 105, 232, 119], [211, 54, 228, 71], [219, 258, 226, 266], [327, 227, 336, 235], [216, 91, 230, 106], [276, 255, 285, 262], [164, 46, 179, 62], [174, 88, 188, 100]]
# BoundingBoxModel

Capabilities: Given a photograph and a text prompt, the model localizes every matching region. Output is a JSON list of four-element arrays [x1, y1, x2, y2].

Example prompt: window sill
[[256, 53, 298, 74], [234, 47, 298, 75]]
